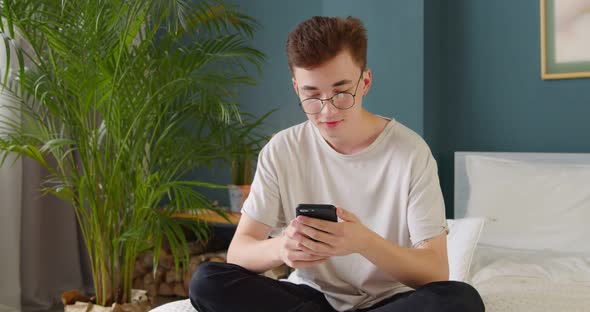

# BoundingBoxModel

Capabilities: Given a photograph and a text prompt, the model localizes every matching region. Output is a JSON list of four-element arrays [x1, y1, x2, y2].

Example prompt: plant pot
[[228, 184, 251, 213], [63, 289, 150, 312]]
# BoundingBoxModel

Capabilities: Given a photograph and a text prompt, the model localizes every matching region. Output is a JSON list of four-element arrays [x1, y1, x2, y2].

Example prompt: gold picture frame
[[541, 0, 590, 80]]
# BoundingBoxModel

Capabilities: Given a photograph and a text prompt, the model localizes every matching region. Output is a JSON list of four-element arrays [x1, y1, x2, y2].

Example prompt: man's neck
[[325, 111, 389, 155]]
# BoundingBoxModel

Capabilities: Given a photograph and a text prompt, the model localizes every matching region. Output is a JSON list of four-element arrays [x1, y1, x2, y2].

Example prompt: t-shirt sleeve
[[241, 143, 284, 228], [406, 144, 448, 247]]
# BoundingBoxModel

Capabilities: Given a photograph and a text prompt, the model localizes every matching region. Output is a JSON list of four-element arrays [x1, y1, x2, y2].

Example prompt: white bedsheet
[[152, 245, 590, 312], [150, 299, 193, 312], [470, 246, 590, 312], [475, 276, 590, 312], [152, 280, 590, 312]]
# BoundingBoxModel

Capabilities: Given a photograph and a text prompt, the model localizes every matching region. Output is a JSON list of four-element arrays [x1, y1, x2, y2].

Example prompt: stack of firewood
[[133, 241, 292, 299], [133, 241, 226, 298]]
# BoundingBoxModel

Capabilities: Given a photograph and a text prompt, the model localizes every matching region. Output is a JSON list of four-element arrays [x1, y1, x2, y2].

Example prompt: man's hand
[[279, 218, 329, 268], [291, 207, 372, 257]]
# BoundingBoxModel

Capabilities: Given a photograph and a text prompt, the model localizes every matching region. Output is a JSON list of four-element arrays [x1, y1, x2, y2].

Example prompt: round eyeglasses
[[298, 72, 363, 114]]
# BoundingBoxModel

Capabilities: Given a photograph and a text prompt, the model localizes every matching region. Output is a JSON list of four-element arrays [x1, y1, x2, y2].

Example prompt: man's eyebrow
[[300, 79, 353, 91]]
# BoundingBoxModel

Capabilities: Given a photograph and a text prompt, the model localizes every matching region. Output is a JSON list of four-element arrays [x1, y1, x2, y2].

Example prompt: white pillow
[[446, 217, 485, 282], [465, 156, 590, 253]]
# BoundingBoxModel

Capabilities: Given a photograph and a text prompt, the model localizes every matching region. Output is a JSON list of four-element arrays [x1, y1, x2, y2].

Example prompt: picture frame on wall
[[540, 0, 590, 80]]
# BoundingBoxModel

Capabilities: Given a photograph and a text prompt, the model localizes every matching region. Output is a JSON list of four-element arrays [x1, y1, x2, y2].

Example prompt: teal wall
[[199, 0, 427, 206], [320, 0, 424, 133], [433, 0, 590, 215], [236, 0, 426, 134], [423, 0, 442, 153], [230, 0, 320, 131], [196, 0, 590, 214]]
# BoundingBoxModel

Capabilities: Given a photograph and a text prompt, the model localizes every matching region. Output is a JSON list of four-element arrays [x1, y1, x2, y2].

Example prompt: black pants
[[189, 262, 485, 312]]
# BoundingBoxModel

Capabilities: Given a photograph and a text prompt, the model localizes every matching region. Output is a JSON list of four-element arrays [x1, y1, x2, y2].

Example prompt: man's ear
[[292, 77, 298, 94], [362, 69, 372, 96]]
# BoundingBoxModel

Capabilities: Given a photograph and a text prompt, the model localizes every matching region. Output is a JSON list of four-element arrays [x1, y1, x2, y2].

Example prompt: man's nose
[[321, 99, 338, 115]]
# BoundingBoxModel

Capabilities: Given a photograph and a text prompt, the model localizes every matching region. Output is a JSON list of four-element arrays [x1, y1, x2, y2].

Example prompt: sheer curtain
[[1, 33, 92, 312], [20, 159, 92, 312], [0, 157, 22, 312], [0, 41, 23, 312]]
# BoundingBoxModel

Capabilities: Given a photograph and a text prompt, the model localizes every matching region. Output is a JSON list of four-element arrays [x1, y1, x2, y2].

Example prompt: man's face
[[292, 50, 370, 142]]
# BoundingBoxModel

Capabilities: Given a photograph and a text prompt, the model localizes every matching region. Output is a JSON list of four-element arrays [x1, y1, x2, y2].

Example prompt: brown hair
[[286, 16, 367, 74]]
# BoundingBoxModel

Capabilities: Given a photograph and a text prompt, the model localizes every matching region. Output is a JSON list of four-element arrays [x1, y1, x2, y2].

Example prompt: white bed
[[455, 152, 590, 312], [152, 152, 590, 312]]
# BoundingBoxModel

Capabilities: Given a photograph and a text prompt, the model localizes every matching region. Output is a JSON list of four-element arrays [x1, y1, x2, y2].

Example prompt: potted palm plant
[[228, 143, 255, 212], [226, 111, 273, 212], [0, 0, 264, 309]]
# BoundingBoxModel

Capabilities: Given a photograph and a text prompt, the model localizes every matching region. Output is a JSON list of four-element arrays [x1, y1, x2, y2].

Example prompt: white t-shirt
[[241, 118, 447, 311]]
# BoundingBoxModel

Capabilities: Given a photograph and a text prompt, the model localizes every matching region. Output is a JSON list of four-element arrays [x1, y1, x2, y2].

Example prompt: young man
[[189, 16, 484, 312]]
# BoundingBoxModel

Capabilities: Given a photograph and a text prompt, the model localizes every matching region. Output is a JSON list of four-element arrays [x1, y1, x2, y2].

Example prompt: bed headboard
[[453, 152, 590, 218]]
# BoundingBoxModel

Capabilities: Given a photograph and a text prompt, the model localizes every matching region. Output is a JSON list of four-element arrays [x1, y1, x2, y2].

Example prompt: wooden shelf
[[172, 210, 241, 225]]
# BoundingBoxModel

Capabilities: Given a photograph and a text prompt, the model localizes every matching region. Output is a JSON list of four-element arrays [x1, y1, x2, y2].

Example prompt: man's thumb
[[336, 207, 356, 222]]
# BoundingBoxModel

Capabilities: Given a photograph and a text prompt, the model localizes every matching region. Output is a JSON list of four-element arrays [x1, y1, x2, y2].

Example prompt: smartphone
[[295, 204, 337, 222]]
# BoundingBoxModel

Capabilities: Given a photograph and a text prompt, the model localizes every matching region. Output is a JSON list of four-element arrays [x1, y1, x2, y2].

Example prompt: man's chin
[[319, 127, 344, 141]]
